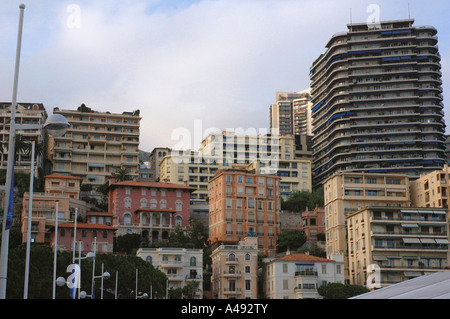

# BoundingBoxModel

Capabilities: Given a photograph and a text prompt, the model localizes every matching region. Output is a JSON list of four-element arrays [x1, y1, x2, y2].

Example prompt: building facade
[[323, 172, 411, 282], [0, 102, 47, 173], [346, 206, 449, 288], [208, 168, 280, 256], [410, 165, 450, 208], [210, 235, 259, 299], [263, 253, 345, 299], [310, 19, 446, 187], [293, 89, 314, 136], [107, 180, 195, 241], [137, 247, 204, 298], [50, 107, 141, 187]]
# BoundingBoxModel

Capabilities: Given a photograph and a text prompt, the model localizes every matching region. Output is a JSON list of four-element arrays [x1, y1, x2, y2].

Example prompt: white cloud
[[0, 0, 449, 152]]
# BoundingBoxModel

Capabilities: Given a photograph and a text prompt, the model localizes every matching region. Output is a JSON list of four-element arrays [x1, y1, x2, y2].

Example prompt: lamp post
[[0, 3, 25, 299], [89, 263, 110, 299], [51, 201, 59, 299]]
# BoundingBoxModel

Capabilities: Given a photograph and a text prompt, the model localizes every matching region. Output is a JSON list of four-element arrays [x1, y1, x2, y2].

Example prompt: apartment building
[[263, 252, 345, 299], [410, 165, 450, 208], [323, 172, 410, 282], [293, 89, 314, 136], [347, 206, 449, 288], [208, 168, 280, 256], [107, 180, 195, 241], [49, 214, 117, 254], [210, 235, 259, 299], [270, 91, 311, 136], [310, 19, 446, 187], [160, 151, 218, 200], [0, 102, 47, 173], [21, 174, 93, 244], [160, 132, 312, 201], [137, 247, 204, 298], [50, 107, 141, 187], [44, 173, 82, 199]]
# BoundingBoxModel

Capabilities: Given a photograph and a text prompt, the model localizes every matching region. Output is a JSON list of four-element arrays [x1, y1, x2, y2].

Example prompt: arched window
[[150, 199, 157, 208], [175, 256, 181, 262], [228, 253, 236, 261], [162, 256, 168, 262], [175, 215, 183, 226], [160, 199, 167, 209], [146, 256, 152, 264], [245, 253, 251, 261], [175, 200, 183, 211], [124, 197, 132, 209], [123, 212, 132, 225], [140, 198, 148, 208], [190, 257, 197, 266]]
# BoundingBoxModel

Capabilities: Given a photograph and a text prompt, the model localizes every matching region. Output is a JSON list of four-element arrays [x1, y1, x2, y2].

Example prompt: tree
[[317, 283, 369, 299], [281, 189, 324, 213], [114, 233, 142, 254], [111, 168, 131, 182], [276, 229, 307, 253]]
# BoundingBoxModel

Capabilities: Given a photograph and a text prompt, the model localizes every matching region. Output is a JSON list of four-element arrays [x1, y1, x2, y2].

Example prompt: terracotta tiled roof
[[274, 253, 333, 262], [109, 180, 196, 191], [45, 174, 82, 180]]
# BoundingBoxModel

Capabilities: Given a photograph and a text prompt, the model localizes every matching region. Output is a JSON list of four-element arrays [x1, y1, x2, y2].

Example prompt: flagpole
[[23, 139, 35, 299], [0, 4, 25, 299]]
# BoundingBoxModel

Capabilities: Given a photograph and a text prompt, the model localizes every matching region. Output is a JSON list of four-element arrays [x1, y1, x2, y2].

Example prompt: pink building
[[108, 180, 195, 243], [300, 207, 325, 241], [49, 212, 117, 254]]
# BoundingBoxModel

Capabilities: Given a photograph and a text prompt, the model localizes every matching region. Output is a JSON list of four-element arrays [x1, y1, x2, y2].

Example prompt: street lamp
[[92, 263, 110, 299]]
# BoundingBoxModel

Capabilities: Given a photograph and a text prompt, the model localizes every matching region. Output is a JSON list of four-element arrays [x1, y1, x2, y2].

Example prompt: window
[[245, 280, 251, 291], [176, 191, 182, 197], [123, 213, 132, 225], [140, 198, 148, 208], [283, 280, 289, 290], [150, 199, 157, 208], [176, 200, 183, 211], [322, 264, 327, 274], [245, 253, 250, 261], [124, 197, 132, 209], [190, 257, 197, 266], [125, 187, 131, 195], [228, 253, 236, 261], [160, 200, 167, 209], [146, 256, 152, 264], [103, 230, 108, 239], [282, 264, 288, 273], [245, 266, 251, 273]]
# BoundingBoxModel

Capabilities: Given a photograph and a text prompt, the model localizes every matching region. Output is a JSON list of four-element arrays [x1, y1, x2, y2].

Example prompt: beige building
[[323, 172, 411, 282], [137, 247, 204, 298], [0, 102, 47, 173], [44, 173, 82, 199], [210, 235, 259, 299], [263, 252, 344, 299], [347, 206, 449, 288], [410, 165, 450, 208], [49, 107, 141, 187]]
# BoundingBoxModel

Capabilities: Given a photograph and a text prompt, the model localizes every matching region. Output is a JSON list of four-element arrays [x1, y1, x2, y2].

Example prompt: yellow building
[[322, 172, 411, 282], [347, 206, 449, 288], [210, 235, 259, 299], [410, 165, 450, 208], [49, 107, 141, 187]]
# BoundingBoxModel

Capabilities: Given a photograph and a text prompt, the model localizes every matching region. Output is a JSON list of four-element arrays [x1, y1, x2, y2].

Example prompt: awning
[[420, 238, 436, 244], [403, 238, 421, 244], [373, 256, 388, 261], [435, 239, 450, 244], [401, 223, 419, 228]]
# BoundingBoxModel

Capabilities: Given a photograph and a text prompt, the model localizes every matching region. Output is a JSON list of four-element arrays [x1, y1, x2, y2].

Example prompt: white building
[[263, 252, 345, 299], [136, 247, 203, 298]]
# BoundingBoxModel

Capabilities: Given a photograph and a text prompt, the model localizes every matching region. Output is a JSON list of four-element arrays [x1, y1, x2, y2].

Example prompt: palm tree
[[112, 167, 130, 182]]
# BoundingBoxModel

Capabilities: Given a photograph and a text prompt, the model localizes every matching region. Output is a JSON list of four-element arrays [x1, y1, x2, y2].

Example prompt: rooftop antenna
[[408, 3, 411, 19], [350, 8, 353, 24]]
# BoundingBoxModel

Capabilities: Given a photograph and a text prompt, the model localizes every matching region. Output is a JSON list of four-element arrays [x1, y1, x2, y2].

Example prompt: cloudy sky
[[0, 0, 449, 152]]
